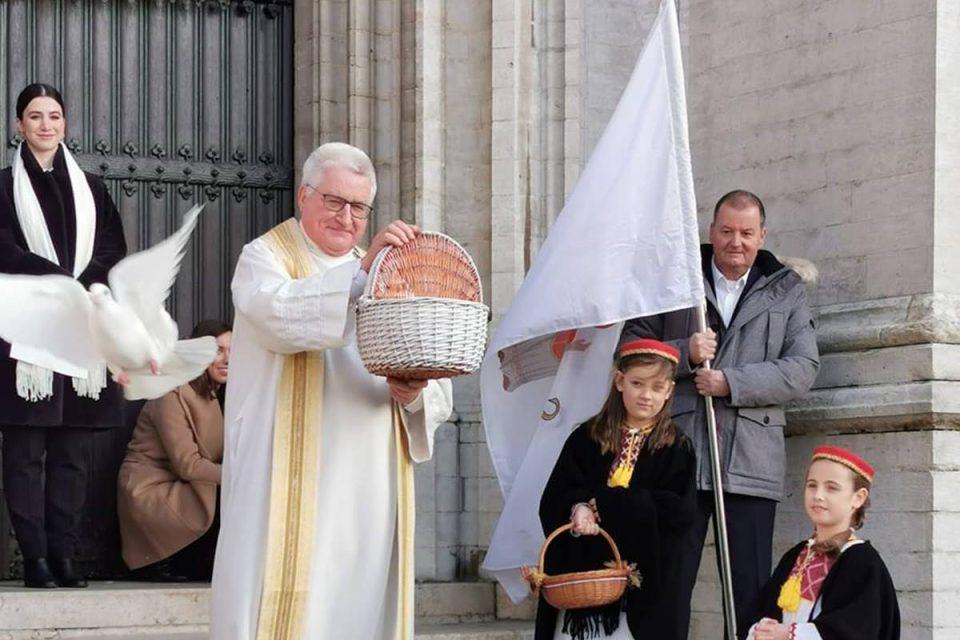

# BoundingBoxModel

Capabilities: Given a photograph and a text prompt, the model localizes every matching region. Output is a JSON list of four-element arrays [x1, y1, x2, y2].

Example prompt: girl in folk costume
[[747, 447, 900, 640], [534, 339, 697, 640], [0, 83, 126, 588]]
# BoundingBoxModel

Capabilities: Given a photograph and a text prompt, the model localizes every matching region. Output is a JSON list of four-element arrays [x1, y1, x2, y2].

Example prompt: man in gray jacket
[[621, 190, 819, 639]]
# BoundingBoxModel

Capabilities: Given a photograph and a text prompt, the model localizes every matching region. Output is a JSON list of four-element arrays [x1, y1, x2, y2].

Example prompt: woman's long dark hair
[[16, 83, 65, 120], [588, 352, 679, 455], [189, 319, 231, 399]]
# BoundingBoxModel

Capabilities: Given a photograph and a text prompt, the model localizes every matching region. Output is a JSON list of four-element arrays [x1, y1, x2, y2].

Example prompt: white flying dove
[[0, 204, 216, 400]]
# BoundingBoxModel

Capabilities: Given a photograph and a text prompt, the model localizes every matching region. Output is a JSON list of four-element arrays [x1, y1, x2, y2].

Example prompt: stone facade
[[293, 0, 959, 636]]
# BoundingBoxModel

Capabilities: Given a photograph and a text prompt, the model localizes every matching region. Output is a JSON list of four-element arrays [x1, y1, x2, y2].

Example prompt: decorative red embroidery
[[791, 547, 837, 604], [607, 428, 646, 484]]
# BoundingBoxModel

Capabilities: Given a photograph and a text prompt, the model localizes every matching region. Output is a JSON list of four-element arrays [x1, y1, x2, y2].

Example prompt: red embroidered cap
[[619, 338, 680, 365], [811, 445, 874, 483]]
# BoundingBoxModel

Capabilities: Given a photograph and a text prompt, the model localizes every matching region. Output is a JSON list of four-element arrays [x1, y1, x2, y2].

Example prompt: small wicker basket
[[525, 524, 632, 610], [356, 232, 488, 380]]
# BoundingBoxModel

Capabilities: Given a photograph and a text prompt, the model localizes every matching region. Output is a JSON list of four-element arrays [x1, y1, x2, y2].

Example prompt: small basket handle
[[537, 523, 624, 575], [360, 231, 484, 304]]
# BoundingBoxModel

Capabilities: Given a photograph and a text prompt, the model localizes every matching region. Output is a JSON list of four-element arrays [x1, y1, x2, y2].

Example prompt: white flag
[[480, 0, 704, 601]]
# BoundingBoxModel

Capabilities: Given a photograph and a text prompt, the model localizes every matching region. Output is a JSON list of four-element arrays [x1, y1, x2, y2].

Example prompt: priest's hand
[[361, 220, 421, 273], [571, 504, 600, 536], [688, 329, 717, 365], [753, 618, 790, 640], [387, 376, 427, 406], [694, 368, 730, 397]]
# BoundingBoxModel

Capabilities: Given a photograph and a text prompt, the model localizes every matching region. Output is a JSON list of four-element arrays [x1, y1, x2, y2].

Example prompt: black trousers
[[675, 490, 777, 640], [1, 426, 92, 560]]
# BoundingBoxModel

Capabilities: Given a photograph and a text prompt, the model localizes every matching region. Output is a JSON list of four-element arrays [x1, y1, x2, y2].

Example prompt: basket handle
[[537, 523, 624, 574], [360, 231, 485, 304], [362, 244, 392, 298]]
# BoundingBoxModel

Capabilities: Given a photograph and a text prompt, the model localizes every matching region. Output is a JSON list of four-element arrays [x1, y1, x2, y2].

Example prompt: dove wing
[[108, 204, 204, 343], [0, 274, 98, 372]]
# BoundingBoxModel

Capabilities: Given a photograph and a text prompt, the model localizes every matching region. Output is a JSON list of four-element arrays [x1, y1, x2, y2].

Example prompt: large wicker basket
[[356, 232, 488, 380], [525, 524, 632, 610]]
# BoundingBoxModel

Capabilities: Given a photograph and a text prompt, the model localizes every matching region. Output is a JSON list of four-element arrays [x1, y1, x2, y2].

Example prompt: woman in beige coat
[[117, 320, 231, 580]]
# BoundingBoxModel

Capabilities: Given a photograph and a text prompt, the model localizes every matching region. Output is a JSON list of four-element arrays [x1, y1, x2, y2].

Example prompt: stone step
[[0, 622, 533, 640], [415, 581, 496, 624], [0, 582, 207, 637], [417, 621, 533, 639], [8, 633, 207, 640], [0, 624, 534, 640], [0, 581, 523, 638]]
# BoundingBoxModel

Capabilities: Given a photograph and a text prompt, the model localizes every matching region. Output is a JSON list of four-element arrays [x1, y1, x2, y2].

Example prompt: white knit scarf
[[10, 142, 106, 401]]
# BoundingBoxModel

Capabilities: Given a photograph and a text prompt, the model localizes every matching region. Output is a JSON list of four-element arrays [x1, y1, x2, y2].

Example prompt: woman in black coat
[[0, 83, 126, 587]]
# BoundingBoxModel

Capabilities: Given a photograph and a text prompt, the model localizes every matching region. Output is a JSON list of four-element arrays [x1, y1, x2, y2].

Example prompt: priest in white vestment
[[210, 142, 454, 640]]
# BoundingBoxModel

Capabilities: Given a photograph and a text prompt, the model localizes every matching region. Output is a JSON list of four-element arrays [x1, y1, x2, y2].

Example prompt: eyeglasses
[[304, 184, 373, 220]]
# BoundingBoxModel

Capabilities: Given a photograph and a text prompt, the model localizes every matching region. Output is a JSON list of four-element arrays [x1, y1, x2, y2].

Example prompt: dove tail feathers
[[123, 336, 218, 401]]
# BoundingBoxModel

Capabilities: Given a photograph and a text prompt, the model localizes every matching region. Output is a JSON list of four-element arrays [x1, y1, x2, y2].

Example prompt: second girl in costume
[[747, 446, 900, 640]]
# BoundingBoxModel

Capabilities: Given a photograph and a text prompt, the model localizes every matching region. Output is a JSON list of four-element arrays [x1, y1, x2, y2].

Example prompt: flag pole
[[696, 302, 738, 640], [667, 0, 736, 631]]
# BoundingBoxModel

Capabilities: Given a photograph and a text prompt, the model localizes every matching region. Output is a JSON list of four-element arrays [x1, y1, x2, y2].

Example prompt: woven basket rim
[[364, 231, 483, 304], [358, 295, 488, 307], [540, 567, 632, 587]]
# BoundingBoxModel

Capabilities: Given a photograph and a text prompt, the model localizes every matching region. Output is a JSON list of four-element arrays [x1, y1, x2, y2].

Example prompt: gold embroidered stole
[[256, 218, 416, 640], [393, 403, 416, 640], [257, 219, 324, 640]]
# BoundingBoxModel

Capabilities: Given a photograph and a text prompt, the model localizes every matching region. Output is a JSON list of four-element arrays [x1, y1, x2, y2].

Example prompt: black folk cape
[[751, 540, 900, 640], [535, 423, 697, 640], [0, 144, 127, 427]]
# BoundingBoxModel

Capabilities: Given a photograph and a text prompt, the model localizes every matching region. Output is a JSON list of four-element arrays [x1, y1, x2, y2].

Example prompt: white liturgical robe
[[210, 220, 453, 640]]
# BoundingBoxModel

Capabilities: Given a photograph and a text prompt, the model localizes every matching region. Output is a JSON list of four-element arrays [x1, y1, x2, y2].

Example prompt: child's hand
[[571, 504, 600, 536], [753, 618, 790, 640]]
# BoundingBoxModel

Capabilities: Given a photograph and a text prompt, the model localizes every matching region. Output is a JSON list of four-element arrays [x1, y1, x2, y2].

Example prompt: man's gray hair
[[301, 142, 378, 202]]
